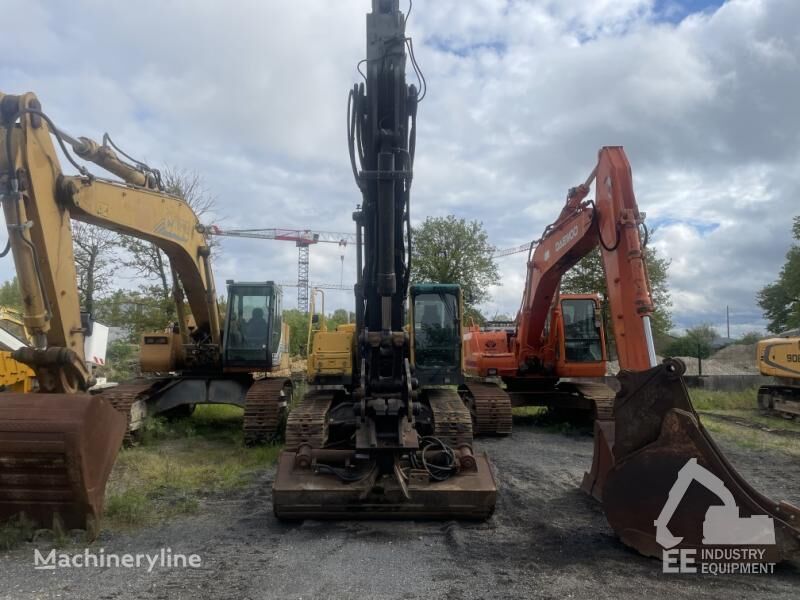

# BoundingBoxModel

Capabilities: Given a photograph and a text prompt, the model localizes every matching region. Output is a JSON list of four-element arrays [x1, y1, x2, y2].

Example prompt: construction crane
[[208, 226, 357, 311], [279, 281, 353, 292], [492, 241, 535, 258]]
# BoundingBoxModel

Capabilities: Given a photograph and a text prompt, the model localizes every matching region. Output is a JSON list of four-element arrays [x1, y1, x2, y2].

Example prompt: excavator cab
[[555, 294, 607, 377], [223, 281, 283, 370], [410, 284, 464, 386]]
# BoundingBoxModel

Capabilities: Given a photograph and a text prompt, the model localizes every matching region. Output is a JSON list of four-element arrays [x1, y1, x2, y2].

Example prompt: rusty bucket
[[0, 393, 126, 536], [584, 359, 800, 563]]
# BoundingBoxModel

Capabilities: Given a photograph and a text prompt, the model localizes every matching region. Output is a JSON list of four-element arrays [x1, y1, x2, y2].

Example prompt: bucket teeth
[[0, 393, 126, 536]]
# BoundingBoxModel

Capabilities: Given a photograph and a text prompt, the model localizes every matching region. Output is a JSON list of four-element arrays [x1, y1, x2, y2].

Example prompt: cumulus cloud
[[1, 0, 797, 335]]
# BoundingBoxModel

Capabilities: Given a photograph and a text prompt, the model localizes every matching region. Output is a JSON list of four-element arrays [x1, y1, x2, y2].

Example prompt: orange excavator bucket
[[0, 393, 126, 536], [583, 359, 800, 563]]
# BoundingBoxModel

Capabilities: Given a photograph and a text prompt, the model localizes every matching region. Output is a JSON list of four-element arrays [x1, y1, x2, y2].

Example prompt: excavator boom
[[0, 93, 127, 531]]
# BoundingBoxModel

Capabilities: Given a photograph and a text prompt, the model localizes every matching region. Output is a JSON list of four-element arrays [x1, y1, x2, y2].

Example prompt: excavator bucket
[[0, 393, 126, 536], [584, 359, 800, 563]]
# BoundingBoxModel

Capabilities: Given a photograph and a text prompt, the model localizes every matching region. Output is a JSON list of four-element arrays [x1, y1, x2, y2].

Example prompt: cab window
[[225, 286, 273, 365], [561, 298, 602, 362], [413, 292, 459, 368]]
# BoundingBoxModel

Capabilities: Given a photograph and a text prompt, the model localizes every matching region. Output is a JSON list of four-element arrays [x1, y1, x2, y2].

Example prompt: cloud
[[1, 0, 797, 336]]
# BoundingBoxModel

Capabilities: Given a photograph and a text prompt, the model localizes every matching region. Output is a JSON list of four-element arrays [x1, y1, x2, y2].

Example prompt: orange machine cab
[[464, 293, 607, 380]]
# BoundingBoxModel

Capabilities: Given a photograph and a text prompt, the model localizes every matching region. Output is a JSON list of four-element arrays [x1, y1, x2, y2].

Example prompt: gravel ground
[[1, 422, 798, 600]]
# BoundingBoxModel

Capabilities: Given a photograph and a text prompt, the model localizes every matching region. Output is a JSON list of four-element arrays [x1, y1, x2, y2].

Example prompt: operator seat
[[246, 308, 268, 346]]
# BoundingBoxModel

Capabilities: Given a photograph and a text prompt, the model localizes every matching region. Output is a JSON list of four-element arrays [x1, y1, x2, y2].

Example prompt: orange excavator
[[464, 147, 800, 562], [461, 147, 655, 431]]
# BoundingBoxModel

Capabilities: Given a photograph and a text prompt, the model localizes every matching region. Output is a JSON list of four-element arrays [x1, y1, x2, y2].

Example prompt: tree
[[665, 324, 718, 359], [738, 331, 763, 345], [464, 306, 486, 326], [93, 287, 176, 342], [73, 222, 118, 316], [758, 216, 800, 333], [560, 246, 673, 336], [0, 277, 22, 311], [282, 309, 310, 356], [119, 167, 218, 305], [411, 216, 499, 307], [327, 309, 354, 330]]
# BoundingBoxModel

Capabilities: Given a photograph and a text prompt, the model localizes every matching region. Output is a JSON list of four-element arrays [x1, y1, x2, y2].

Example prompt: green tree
[[411, 216, 499, 307], [464, 306, 486, 326], [560, 246, 673, 336], [738, 331, 763, 345], [665, 324, 719, 359], [282, 309, 310, 356], [0, 277, 22, 311], [93, 287, 175, 342], [97, 339, 139, 381], [327, 309, 354, 330], [758, 217, 800, 333]]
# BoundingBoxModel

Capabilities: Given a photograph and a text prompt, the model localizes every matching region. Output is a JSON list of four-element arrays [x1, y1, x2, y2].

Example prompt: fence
[[601, 341, 774, 393]]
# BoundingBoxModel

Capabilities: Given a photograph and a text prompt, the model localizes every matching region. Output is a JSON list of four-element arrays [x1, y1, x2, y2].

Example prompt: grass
[[511, 405, 592, 434], [686, 387, 800, 457], [702, 418, 800, 457], [688, 388, 759, 411], [103, 404, 282, 531], [0, 514, 36, 551]]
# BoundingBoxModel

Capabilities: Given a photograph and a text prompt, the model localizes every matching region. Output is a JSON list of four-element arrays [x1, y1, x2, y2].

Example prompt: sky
[[2, 0, 798, 337]]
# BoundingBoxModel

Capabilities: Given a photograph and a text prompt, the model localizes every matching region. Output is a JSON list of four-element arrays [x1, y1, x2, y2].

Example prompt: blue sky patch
[[427, 37, 507, 58], [650, 217, 720, 236], [653, 0, 725, 24]]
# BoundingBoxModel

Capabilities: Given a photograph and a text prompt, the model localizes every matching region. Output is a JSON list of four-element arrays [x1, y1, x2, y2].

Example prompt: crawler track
[[243, 378, 292, 445], [99, 379, 162, 443], [284, 390, 333, 450], [565, 381, 616, 421], [428, 388, 474, 447], [460, 382, 513, 435]]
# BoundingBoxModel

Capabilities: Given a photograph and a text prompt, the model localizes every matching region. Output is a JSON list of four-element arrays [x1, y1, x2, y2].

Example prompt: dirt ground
[[1, 420, 799, 600]]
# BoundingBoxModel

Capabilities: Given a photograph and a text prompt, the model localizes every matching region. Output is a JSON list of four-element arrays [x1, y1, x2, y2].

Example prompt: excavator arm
[[0, 92, 220, 393], [517, 146, 656, 372]]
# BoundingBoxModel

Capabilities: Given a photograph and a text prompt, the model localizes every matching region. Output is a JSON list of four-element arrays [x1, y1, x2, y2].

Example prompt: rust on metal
[[592, 358, 800, 563], [0, 393, 126, 536], [273, 450, 496, 520]]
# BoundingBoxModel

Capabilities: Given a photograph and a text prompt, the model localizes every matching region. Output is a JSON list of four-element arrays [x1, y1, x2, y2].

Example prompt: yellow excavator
[[756, 333, 800, 418], [0, 91, 291, 534], [0, 307, 35, 392]]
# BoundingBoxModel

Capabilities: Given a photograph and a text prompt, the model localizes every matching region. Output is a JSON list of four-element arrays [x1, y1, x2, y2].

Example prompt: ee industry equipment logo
[[657, 458, 777, 575]]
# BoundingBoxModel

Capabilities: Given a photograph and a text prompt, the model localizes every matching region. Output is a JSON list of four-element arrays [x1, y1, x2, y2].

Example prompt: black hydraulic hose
[[0, 239, 10, 258], [4, 107, 90, 179], [588, 200, 621, 252]]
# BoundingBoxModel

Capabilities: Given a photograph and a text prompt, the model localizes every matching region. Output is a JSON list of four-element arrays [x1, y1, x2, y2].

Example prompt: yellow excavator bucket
[[0, 393, 126, 535], [584, 359, 800, 563]]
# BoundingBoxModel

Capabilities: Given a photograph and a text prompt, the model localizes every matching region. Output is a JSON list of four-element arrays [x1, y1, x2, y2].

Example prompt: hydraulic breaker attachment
[[0, 393, 126, 537], [273, 447, 497, 520], [585, 359, 800, 563]]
